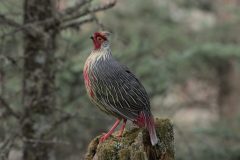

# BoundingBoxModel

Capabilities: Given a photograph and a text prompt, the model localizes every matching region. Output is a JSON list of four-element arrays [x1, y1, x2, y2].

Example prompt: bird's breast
[[84, 51, 114, 98], [83, 60, 96, 98]]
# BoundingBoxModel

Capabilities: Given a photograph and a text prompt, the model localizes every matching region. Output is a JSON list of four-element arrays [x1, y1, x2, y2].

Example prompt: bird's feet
[[116, 131, 124, 140], [99, 132, 122, 143], [99, 119, 121, 143], [116, 119, 127, 140], [99, 119, 127, 143], [99, 133, 109, 143]]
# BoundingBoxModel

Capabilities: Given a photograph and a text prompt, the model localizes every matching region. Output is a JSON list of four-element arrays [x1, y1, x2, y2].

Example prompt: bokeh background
[[1, 0, 240, 159]]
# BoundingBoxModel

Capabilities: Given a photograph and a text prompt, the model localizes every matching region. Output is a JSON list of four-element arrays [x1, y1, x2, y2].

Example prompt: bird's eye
[[97, 36, 103, 42]]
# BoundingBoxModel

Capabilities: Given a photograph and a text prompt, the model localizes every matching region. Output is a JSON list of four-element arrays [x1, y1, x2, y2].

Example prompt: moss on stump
[[85, 118, 174, 160]]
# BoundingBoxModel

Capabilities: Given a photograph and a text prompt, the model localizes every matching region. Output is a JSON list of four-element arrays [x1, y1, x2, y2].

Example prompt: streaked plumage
[[84, 31, 158, 145]]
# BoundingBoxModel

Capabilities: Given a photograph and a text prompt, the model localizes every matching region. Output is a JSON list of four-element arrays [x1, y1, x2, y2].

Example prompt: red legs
[[100, 119, 128, 143], [100, 119, 120, 143], [117, 119, 127, 139]]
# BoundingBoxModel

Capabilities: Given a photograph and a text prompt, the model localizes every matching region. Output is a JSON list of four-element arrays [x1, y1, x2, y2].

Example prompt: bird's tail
[[135, 111, 159, 145], [146, 113, 158, 145]]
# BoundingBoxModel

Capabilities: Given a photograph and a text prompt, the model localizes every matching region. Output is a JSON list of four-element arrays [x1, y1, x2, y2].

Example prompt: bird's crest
[[94, 31, 111, 40]]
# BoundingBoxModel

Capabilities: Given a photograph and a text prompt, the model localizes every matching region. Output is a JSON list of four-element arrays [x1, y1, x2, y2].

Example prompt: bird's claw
[[99, 133, 108, 143], [116, 134, 122, 140]]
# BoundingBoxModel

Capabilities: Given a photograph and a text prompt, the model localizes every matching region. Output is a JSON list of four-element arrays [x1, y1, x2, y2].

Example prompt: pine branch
[[0, 96, 20, 119], [61, 0, 117, 22], [42, 113, 75, 137], [0, 0, 117, 38], [60, 0, 92, 16], [59, 16, 94, 30], [0, 14, 21, 28], [0, 131, 18, 159]]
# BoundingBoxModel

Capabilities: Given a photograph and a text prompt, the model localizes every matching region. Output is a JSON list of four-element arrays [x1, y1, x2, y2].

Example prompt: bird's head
[[91, 31, 111, 50]]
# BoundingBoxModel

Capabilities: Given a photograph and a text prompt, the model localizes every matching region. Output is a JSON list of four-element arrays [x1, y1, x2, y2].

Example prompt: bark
[[85, 118, 174, 160], [22, 0, 58, 160]]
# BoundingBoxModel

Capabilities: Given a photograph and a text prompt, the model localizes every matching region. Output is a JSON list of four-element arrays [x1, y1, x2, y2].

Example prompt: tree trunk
[[22, 0, 57, 159], [85, 118, 175, 160], [217, 59, 240, 120]]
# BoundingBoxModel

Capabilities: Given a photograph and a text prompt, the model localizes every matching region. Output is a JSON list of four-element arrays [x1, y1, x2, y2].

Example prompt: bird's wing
[[92, 64, 151, 120]]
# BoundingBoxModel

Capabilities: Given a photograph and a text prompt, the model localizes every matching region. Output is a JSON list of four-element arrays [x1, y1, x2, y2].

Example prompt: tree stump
[[85, 118, 174, 160]]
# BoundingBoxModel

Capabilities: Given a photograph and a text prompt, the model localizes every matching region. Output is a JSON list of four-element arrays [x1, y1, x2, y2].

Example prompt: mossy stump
[[85, 118, 174, 160]]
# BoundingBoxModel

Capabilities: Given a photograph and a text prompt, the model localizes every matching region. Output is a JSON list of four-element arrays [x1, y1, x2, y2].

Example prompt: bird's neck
[[84, 46, 111, 75], [89, 46, 112, 62], [84, 46, 112, 86]]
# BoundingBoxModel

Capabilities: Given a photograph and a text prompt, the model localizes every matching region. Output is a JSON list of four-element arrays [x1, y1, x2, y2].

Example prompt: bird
[[83, 31, 158, 145]]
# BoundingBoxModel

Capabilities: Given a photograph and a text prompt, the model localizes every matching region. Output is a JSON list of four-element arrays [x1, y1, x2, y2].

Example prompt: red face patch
[[92, 32, 107, 50]]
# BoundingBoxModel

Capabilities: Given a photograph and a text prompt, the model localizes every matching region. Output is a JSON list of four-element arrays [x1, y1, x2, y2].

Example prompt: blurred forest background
[[0, 0, 240, 160]]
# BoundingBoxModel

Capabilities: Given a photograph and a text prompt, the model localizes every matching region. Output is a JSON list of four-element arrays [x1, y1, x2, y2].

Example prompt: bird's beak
[[90, 36, 94, 40]]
